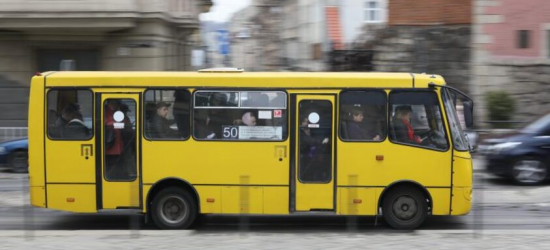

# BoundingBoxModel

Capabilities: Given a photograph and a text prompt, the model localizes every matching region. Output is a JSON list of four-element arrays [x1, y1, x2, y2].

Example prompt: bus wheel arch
[[146, 178, 200, 229], [378, 181, 432, 230]]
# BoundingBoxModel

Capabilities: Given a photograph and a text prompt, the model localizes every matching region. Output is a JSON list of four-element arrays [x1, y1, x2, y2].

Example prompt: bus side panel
[[195, 186, 222, 214], [338, 187, 376, 215], [47, 184, 96, 213], [28, 76, 46, 208], [452, 153, 473, 188], [263, 187, 289, 214], [221, 186, 263, 214], [427, 188, 451, 215]]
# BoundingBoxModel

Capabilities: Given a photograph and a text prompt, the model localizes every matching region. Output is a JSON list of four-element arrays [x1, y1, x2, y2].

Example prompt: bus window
[[193, 91, 287, 141], [389, 91, 448, 150], [47, 89, 93, 140], [339, 90, 386, 141], [144, 89, 190, 140]]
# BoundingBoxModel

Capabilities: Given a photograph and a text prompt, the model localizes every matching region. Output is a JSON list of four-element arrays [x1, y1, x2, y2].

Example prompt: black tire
[[511, 157, 547, 186], [382, 186, 428, 230], [9, 151, 28, 173], [150, 187, 197, 229]]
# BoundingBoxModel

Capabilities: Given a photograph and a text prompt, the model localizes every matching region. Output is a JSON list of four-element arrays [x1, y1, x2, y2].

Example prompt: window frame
[[364, 0, 382, 23], [297, 99, 334, 184], [143, 88, 192, 142], [388, 89, 450, 152], [338, 89, 388, 143], [46, 88, 95, 141], [517, 30, 531, 49], [191, 88, 290, 142], [441, 88, 469, 152]]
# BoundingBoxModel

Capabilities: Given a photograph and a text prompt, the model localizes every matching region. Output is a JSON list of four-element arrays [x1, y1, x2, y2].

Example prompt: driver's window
[[389, 91, 448, 150]]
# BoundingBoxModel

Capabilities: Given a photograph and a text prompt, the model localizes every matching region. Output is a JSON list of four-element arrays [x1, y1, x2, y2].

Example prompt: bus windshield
[[442, 89, 469, 151]]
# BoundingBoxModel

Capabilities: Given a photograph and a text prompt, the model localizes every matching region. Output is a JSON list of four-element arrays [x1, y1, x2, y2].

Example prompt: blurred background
[[0, 0, 550, 247], [0, 0, 547, 137]]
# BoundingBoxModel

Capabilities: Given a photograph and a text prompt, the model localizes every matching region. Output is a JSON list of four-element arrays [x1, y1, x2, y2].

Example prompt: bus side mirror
[[463, 102, 474, 128]]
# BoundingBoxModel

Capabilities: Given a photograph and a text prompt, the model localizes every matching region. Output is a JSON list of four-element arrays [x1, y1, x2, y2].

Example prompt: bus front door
[[99, 93, 141, 209], [294, 95, 336, 211]]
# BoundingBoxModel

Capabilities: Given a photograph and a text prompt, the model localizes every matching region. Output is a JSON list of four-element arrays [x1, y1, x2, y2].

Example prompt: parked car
[[0, 138, 28, 173], [483, 114, 550, 185]]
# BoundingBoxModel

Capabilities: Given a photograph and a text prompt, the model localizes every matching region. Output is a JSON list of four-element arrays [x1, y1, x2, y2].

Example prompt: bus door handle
[[81, 144, 93, 160], [275, 146, 287, 162]]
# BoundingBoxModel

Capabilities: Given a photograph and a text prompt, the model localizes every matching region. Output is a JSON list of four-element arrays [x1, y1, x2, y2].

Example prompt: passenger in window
[[151, 102, 180, 139], [348, 108, 381, 141], [393, 105, 423, 144], [55, 103, 79, 137], [173, 91, 190, 138], [206, 93, 229, 139], [105, 100, 125, 176], [63, 103, 90, 139], [241, 111, 257, 126]]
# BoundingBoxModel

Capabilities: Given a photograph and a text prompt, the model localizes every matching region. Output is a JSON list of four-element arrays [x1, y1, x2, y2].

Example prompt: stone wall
[[473, 63, 550, 126], [372, 25, 471, 94]]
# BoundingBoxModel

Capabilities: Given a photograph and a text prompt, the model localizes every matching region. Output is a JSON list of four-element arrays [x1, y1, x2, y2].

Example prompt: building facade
[[471, 0, 550, 126], [0, 0, 211, 127]]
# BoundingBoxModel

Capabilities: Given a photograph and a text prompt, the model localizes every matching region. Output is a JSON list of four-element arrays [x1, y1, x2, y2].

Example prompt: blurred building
[[370, 0, 472, 94], [280, 0, 388, 71], [228, 5, 260, 70], [471, 0, 550, 125], [201, 21, 230, 68], [0, 0, 212, 127]]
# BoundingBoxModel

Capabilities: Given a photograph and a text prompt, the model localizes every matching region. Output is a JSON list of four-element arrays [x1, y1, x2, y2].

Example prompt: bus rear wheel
[[151, 187, 197, 229], [382, 187, 427, 230]]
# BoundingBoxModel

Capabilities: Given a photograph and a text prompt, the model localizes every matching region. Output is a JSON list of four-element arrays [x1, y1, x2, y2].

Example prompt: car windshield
[[521, 113, 550, 134]]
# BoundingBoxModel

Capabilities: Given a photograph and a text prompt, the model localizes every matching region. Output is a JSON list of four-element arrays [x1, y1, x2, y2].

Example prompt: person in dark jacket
[[347, 108, 381, 141], [151, 102, 180, 139], [63, 103, 89, 139]]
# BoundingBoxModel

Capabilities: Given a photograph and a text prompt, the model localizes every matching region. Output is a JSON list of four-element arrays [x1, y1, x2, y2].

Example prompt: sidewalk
[[0, 230, 549, 249]]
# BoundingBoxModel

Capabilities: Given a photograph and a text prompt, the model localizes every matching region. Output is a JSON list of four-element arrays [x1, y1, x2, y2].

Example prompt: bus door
[[98, 93, 141, 209], [293, 95, 336, 211]]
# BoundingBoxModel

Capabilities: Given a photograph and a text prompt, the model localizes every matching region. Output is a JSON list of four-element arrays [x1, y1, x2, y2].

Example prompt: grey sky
[[200, 0, 251, 23]]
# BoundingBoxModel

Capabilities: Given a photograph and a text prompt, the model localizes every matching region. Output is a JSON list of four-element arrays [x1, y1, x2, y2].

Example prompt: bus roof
[[40, 71, 447, 89]]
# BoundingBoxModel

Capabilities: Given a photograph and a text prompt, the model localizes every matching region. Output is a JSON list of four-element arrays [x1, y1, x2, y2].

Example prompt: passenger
[[173, 90, 190, 138], [241, 112, 257, 126], [63, 103, 89, 138], [393, 105, 423, 144], [55, 103, 79, 137], [205, 93, 229, 139], [151, 102, 180, 139], [104, 100, 125, 178], [347, 108, 381, 141]]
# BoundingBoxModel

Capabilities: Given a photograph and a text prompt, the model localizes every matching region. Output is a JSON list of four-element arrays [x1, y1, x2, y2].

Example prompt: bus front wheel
[[382, 187, 427, 230], [151, 187, 197, 229]]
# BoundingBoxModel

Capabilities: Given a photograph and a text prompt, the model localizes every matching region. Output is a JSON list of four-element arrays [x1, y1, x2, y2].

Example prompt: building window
[[193, 91, 287, 141], [517, 30, 531, 49], [364, 0, 382, 23]]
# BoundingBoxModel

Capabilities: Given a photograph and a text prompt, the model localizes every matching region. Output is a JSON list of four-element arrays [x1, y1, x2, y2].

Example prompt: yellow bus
[[28, 70, 474, 230]]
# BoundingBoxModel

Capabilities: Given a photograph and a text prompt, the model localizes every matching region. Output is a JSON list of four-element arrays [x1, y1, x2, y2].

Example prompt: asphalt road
[[1, 159, 550, 232]]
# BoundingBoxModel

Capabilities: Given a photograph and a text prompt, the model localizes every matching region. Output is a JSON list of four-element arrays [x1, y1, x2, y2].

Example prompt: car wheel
[[151, 187, 197, 229], [512, 157, 547, 185], [9, 151, 28, 173], [382, 186, 428, 230]]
